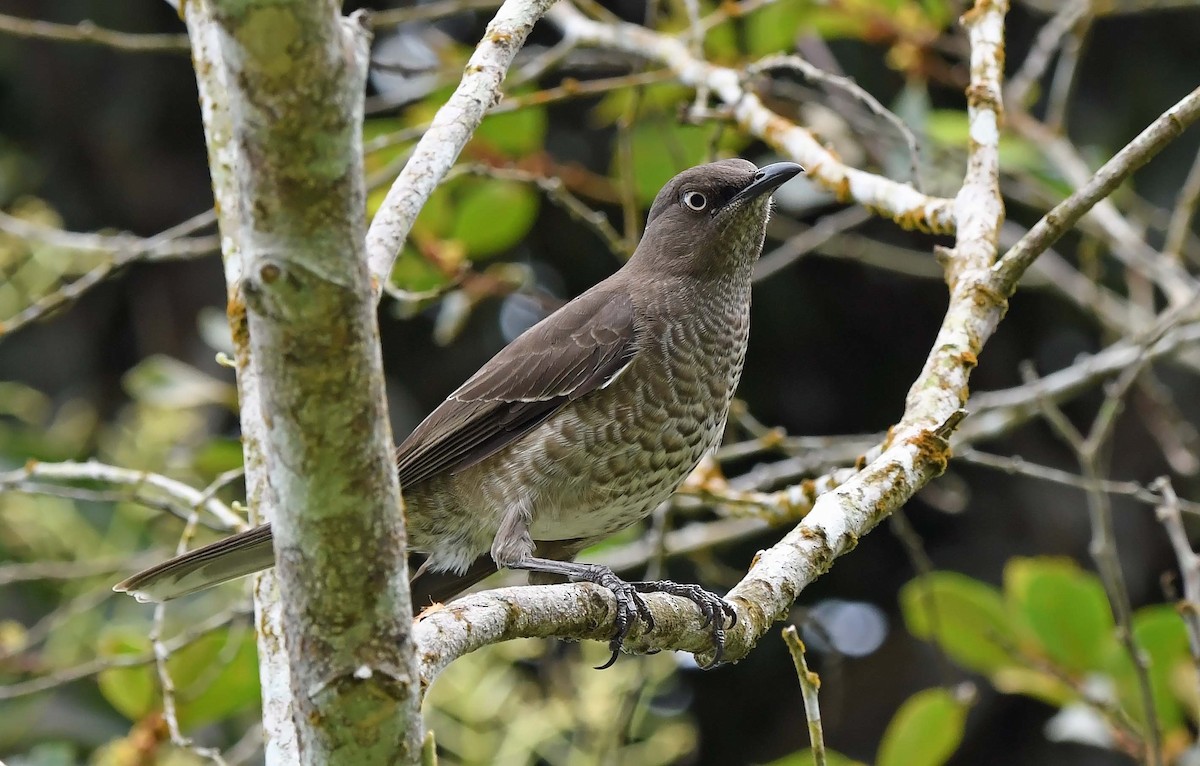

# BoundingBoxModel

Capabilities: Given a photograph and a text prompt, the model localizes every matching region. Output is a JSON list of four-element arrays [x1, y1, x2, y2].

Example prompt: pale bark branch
[[996, 87, 1200, 290], [546, 2, 957, 233], [413, 0, 1015, 677], [365, 0, 557, 294], [0, 12, 190, 53], [183, 1, 421, 761], [181, 4, 299, 760]]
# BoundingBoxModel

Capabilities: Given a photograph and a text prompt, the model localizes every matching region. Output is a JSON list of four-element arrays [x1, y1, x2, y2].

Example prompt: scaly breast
[[525, 276, 752, 540], [405, 275, 752, 570]]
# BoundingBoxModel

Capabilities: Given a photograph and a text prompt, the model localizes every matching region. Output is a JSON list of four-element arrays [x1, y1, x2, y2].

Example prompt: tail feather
[[410, 555, 499, 613], [113, 524, 276, 603], [114, 524, 501, 613], [115, 529, 590, 610]]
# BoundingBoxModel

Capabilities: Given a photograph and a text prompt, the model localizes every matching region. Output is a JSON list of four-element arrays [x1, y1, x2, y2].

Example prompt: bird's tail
[[410, 555, 499, 614], [115, 524, 499, 613], [113, 524, 276, 603]]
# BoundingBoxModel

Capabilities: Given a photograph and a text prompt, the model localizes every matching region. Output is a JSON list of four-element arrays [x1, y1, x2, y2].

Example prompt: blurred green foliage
[[901, 561, 1195, 751]]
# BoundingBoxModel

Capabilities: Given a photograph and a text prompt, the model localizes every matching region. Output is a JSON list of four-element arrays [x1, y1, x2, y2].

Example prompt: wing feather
[[396, 288, 638, 487]]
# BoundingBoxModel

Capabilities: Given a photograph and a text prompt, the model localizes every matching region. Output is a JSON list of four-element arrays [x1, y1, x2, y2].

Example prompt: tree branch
[[183, 1, 420, 762], [546, 2, 956, 233], [0, 12, 189, 53], [365, 0, 557, 294]]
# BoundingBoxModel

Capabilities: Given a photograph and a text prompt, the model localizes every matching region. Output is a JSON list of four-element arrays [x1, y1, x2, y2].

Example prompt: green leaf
[[191, 438, 245, 477], [621, 122, 715, 206], [991, 666, 1076, 707], [1110, 605, 1189, 732], [450, 181, 540, 258], [1004, 557, 1115, 673], [98, 626, 260, 730], [900, 572, 1016, 674], [174, 628, 260, 729], [876, 688, 968, 766], [767, 749, 865, 766], [590, 83, 694, 126], [388, 246, 454, 294], [97, 628, 156, 720], [473, 105, 548, 157], [743, 1, 801, 55]]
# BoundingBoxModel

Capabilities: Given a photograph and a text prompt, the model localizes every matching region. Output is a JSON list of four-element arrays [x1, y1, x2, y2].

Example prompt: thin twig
[[548, 2, 957, 232], [1153, 476, 1200, 719], [749, 54, 923, 190], [782, 625, 827, 766], [0, 606, 250, 700], [0, 12, 189, 53], [1005, 0, 1090, 110], [371, 0, 503, 29], [957, 449, 1200, 515], [0, 209, 219, 337], [1020, 301, 1192, 766], [0, 460, 246, 530], [451, 163, 627, 258], [366, 0, 558, 292], [1164, 146, 1200, 264], [1002, 108, 1200, 303], [995, 88, 1200, 294], [753, 206, 874, 282]]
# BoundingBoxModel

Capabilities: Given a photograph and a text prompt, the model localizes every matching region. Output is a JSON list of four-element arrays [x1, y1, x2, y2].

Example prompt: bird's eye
[[682, 191, 708, 212]]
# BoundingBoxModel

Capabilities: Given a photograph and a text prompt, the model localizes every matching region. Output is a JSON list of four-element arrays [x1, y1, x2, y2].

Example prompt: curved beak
[[729, 161, 805, 206]]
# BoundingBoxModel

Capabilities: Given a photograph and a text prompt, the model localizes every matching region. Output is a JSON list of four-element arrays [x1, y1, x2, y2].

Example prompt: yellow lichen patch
[[238, 7, 301, 78]]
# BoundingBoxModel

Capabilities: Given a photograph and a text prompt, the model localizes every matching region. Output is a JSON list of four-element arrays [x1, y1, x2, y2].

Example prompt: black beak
[[729, 161, 805, 206]]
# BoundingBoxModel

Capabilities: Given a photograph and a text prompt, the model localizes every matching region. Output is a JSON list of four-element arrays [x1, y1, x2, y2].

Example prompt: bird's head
[[632, 158, 804, 279]]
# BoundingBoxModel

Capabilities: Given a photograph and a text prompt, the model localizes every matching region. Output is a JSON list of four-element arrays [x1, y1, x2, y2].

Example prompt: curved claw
[[590, 569, 654, 670], [632, 580, 738, 668], [582, 570, 736, 670]]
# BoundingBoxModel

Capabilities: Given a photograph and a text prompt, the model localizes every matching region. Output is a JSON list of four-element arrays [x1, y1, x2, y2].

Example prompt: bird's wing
[[396, 288, 639, 487]]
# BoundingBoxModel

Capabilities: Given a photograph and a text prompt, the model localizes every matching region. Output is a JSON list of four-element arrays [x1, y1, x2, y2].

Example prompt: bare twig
[[0, 605, 249, 701], [371, 0, 503, 29], [0, 12, 189, 53], [1153, 476, 1200, 717], [958, 449, 1200, 515], [548, 2, 957, 232], [0, 460, 246, 531], [749, 54, 924, 190], [451, 163, 627, 258], [1003, 108, 1200, 303], [996, 88, 1200, 293], [366, 0, 558, 294], [1164, 146, 1200, 264], [148, 468, 246, 764], [1005, 0, 1090, 109], [782, 625, 827, 766], [1019, 302, 1200, 766], [0, 209, 219, 337], [0, 556, 159, 587], [754, 206, 873, 282]]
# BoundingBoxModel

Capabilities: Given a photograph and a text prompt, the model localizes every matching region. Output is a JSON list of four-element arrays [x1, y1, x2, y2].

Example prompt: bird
[[114, 158, 804, 667]]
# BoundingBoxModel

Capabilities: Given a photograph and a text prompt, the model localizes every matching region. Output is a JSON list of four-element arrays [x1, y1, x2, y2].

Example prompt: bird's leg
[[491, 504, 735, 668], [500, 555, 655, 669], [492, 502, 654, 667]]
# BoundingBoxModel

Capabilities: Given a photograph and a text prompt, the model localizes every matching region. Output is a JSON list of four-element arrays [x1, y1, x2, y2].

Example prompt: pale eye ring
[[682, 191, 708, 212]]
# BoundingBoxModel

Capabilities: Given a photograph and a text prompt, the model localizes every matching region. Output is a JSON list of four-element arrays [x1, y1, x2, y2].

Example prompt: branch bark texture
[[547, 3, 956, 233], [184, 2, 421, 762], [365, 0, 557, 292], [414, 0, 1012, 677]]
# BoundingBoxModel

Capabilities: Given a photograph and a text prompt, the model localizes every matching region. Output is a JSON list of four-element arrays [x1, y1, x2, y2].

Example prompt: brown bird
[[115, 158, 804, 666]]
